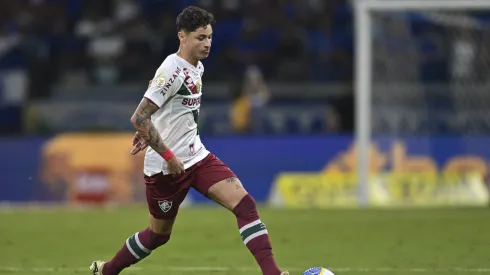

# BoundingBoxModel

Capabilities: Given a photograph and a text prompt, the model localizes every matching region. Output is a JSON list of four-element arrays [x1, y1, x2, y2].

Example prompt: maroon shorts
[[144, 153, 236, 219]]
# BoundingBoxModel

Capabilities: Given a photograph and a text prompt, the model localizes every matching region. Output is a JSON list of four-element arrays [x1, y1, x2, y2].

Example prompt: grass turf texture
[[1, 206, 489, 275]]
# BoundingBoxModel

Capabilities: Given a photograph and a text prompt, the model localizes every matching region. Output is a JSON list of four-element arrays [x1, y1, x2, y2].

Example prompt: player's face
[[187, 25, 213, 60]]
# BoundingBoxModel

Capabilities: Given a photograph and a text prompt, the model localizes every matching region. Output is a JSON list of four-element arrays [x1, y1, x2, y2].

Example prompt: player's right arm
[[130, 66, 185, 175], [130, 98, 168, 154]]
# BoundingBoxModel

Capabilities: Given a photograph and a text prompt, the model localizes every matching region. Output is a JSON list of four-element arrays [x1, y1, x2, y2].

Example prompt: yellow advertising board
[[270, 172, 489, 208]]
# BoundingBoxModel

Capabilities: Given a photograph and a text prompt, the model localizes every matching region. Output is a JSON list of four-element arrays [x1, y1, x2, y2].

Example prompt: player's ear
[[178, 31, 187, 44]]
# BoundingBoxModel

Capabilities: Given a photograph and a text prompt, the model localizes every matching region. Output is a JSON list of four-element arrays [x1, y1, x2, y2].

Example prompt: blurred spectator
[[276, 20, 308, 81], [114, 0, 140, 23], [155, 11, 180, 67], [0, 23, 27, 104], [331, 86, 354, 133], [119, 17, 153, 82], [228, 17, 277, 78], [308, 16, 351, 82], [230, 65, 270, 133], [475, 32, 490, 83], [418, 25, 448, 82], [324, 108, 341, 133], [373, 16, 420, 83], [450, 26, 476, 82]]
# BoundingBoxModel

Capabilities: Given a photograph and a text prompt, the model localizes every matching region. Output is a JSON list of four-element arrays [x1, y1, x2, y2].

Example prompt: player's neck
[[177, 49, 198, 67]]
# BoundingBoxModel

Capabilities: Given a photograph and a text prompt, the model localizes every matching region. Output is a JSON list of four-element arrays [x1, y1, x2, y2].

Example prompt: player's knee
[[232, 194, 259, 221], [149, 214, 175, 235], [150, 224, 173, 235], [207, 177, 248, 210], [147, 229, 171, 250], [226, 187, 248, 210]]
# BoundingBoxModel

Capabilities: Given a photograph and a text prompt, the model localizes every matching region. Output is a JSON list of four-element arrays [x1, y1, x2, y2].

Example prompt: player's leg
[[193, 154, 285, 275], [90, 172, 191, 275], [93, 215, 175, 275]]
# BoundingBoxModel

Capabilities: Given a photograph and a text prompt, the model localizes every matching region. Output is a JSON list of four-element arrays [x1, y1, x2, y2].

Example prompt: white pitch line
[[1, 266, 490, 273]]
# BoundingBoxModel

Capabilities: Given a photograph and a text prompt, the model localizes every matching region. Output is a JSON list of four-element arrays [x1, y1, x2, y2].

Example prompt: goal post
[[354, 0, 490, 207]]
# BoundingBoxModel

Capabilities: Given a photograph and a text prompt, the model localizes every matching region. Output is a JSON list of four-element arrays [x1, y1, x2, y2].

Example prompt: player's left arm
[[130, 97, 170, 154]]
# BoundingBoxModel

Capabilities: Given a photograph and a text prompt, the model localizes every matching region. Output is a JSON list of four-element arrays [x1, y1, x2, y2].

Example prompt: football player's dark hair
[[176, 6, 215, 33]]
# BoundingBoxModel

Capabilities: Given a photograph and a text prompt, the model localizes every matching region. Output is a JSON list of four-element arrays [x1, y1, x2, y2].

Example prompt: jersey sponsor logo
[[163, 67, 182, 92], [158, 200, 172, 212], [182, 97, 201, 107]]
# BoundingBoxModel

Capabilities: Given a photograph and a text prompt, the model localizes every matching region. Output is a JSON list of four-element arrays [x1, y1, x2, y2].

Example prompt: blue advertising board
[[0, 134, 489, 206]]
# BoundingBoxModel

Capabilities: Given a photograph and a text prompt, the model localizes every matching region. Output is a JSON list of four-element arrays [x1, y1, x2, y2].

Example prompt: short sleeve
[[144, 65, 182, 107]]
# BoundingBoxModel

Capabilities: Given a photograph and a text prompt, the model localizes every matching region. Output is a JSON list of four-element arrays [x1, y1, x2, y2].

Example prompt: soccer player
[[89, 6, 288, 275]]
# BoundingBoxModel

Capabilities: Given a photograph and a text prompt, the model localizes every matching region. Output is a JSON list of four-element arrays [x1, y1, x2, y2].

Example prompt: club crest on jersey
[[158, 200, 172, 213], [196, 80, 201, 93]]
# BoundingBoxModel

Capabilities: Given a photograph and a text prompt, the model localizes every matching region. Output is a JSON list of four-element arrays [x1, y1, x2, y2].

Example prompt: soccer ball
[[302, 267, 334, 275]]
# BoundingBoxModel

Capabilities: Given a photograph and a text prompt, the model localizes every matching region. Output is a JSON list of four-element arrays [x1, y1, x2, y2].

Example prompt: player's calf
[[97, 216, 174, 275], [100, 227, 170, 275], [233, 193, 282, 275], [206, 178, 282, 275]]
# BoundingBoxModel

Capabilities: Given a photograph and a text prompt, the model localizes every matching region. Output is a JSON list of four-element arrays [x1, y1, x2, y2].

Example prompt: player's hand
[[166, 157, 185, 175], [130, 132, 148, 155]]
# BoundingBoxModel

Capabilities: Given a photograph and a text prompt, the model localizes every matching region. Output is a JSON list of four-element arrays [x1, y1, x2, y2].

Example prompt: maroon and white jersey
[[143, 53, 209, 176]]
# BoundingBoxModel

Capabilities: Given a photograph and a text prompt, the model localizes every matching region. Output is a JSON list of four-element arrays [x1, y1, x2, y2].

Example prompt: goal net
[[354, 0, 490, 207]]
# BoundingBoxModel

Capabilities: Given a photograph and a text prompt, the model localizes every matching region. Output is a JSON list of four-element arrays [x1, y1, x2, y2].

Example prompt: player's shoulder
[[153, 54, 185, 83], [148, 54, 185, 94], [155, 54, 180, 75]]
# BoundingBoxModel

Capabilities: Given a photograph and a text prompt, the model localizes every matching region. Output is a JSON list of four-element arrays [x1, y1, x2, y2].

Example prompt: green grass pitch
[[1, 206, 490, 275]]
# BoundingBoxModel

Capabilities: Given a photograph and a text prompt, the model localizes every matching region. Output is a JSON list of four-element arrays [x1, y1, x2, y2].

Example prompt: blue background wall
[[1, 135, 490, 203]]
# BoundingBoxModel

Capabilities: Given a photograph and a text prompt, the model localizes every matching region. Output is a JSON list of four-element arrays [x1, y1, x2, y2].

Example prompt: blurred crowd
[[0, 0, 353, 100], [3, 0, 490, 135]]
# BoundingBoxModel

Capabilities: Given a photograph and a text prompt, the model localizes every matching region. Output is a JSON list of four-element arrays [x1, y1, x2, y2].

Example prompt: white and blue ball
[[303, 267, 334, 275]]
